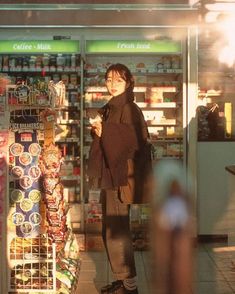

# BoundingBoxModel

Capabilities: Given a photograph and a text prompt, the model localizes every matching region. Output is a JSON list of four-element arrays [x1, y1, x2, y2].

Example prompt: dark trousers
[[101, 188, 136, 280]]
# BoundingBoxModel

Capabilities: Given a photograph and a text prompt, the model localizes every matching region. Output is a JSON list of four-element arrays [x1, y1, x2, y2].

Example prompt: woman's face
[[105, 70, 128, 97]]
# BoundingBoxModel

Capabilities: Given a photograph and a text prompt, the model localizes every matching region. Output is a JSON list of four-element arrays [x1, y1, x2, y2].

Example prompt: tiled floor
[[76, 243, 235, 294]]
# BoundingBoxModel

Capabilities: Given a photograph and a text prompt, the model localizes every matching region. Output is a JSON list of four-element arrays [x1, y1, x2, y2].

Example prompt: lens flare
[[218, 15, 235, 67]]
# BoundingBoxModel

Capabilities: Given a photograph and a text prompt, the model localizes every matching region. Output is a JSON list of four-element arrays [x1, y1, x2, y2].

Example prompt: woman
[[88, 63, 152, 294]]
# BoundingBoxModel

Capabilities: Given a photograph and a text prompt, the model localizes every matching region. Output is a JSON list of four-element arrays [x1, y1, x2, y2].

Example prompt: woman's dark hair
[[105, 63, 135, 91]]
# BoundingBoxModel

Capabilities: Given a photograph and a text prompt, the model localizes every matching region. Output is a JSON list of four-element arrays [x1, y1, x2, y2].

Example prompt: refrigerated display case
[[83, 40, 184, 160]]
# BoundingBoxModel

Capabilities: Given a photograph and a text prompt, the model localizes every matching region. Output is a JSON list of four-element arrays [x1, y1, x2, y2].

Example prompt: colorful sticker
[[28, 166, 41, 180], [11, 189, 24, 203], [10, 143, 24, 156], [19, 176, 33, 190], [12, 212, 25, 226], [11, 166, 24, 179], [19, 152, 32, 166], [28, 143, 41, 156], [20, 198, 33, 212], [20, 221, 33, 235], [20, 133, 33, 142], [28, 189, 41, 203], [29, 212, 42, 226]]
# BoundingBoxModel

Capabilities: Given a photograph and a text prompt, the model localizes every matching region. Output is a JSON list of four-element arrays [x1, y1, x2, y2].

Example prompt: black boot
[[100, 280, 123, 293], [101, 280, 139, 294]]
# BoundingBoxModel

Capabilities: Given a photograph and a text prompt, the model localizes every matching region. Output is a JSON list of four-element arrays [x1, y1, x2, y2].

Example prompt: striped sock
[[123, 277, 137, 291]]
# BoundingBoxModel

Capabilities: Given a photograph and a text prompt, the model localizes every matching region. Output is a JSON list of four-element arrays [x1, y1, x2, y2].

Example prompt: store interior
[[0, 1, 235, 293]]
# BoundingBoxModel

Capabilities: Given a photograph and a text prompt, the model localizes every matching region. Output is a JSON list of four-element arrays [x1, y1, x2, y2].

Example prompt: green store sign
[[0, 40, 80, 53], [86, 40, 181, 53]]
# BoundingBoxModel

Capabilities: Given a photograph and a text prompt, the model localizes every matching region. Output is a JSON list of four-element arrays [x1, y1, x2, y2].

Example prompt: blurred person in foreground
[[151, 159, 194, 294], [87, 63, 152, 294]]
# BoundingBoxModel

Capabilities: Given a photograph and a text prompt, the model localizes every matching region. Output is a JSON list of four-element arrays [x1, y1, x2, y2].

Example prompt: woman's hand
[[91, 121, 102, 137], [89, 115, 102, 137]]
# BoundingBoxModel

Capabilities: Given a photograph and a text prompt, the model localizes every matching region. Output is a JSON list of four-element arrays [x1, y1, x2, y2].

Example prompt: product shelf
[[85, 68, 182, 75], [3, 48, 82, 294], [8, 236, 56, 293], [138, 102, 177, 108]]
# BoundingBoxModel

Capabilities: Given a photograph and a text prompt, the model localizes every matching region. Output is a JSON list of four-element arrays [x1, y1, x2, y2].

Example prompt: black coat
[[88, 89, 152, 203]]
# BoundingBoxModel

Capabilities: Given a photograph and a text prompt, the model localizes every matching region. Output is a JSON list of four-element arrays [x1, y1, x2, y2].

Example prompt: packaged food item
[[45, 196, 61, 211], [42, 54, 50, 67], [43, 176, 59, 194], [71, 54, 76, 68], [70, 74, 77, 87], [61, 74, 69, 85], [47, 213, 66, 228], [57, 54, 65, 67]]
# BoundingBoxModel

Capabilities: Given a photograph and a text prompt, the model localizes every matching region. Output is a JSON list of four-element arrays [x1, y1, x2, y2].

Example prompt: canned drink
[[162, 57, 171, 69], [172, 56, 181, 69]]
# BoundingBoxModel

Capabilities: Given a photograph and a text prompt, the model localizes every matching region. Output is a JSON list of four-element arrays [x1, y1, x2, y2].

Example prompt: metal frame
[[0, 4, 197, 11]]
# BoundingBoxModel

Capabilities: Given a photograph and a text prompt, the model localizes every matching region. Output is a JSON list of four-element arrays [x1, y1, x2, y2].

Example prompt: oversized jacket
[[87, 88, 152, 204]]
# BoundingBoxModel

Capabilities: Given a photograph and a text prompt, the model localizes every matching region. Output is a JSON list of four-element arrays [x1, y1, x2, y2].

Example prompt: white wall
[[198, 142, 235, 235]]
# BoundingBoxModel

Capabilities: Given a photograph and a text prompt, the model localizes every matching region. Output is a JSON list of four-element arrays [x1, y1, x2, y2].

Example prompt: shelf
[[1, 68, 81, 73], [7, 104, 51, 109], [85, 86, 178, 93], [137, 102, 178, 108], [60, 175, 80, 181], [7, 103, 80, 110], [151, 137, 183, 143], [85, 69, 183, 75], [58, 102, 80, 109], [147, 121, 177, 126], [85, 86, 106, 92], [56, 137, 80, 143], [63, 156, 80, 162], [57, 119, 80, 125], [66, 86, 80, 89], [160, 155, 182, 159], [198, 91, 222, 97]]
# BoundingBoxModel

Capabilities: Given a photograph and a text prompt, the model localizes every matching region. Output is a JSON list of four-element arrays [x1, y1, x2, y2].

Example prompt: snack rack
[[6, 94, 57, 292], [5, 80, 81, 293], [9, 236, 56, 292]]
